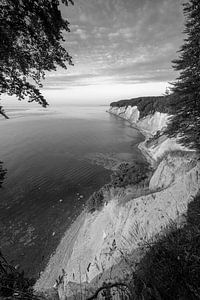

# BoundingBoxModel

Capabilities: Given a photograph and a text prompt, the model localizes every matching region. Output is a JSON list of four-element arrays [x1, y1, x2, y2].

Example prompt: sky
[[9, 0, 186, 107]]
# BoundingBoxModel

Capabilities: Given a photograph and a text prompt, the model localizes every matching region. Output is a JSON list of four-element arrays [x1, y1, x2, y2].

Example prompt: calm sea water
[[0, 104, 144, 278]]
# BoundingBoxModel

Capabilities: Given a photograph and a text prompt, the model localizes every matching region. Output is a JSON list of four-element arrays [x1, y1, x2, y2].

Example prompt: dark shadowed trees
[[0, 0, 74, 118], [0, 162, 6, 188], [166, 0, 200, 149]]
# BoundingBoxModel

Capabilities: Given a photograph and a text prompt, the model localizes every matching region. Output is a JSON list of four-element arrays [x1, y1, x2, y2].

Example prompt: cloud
[[73, 27, 88, 40], [44, 0, 185, 95]]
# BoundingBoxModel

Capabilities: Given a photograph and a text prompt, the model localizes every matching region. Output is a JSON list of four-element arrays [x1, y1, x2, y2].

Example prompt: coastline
[[34, 107, 200, 300], [108, 109, 155, 167], [34, 109, 150, 292]]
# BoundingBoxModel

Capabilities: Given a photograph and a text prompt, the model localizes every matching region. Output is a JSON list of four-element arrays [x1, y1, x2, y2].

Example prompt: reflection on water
[[0, 105, 144, 278]]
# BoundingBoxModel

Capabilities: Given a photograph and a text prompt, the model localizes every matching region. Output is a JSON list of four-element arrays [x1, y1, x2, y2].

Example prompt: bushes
[[86, 187, 107, 213], [111, 161, 150, 188], [86, 161, 151, 212]]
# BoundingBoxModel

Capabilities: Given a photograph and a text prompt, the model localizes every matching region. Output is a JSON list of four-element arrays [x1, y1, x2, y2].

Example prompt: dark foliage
[[165, 0, 200, 150], [86, 189, 105, 213], [145, 130, 162, 147], [132, 193, 200, 300], [0, 0, 74, 117], [86, 282, 131, 300], [111, 162, 150, 188], [110, 96, 175, 119], [87, 162, 150, 212], [90, 193, 200, 299], [0, 251, 38, 299], [0, 161, 7, 188]]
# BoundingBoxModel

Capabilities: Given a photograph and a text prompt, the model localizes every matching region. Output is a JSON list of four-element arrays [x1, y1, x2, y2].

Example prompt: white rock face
[[149, 153, 197, 190], [109, 106, 169, 136], [109, 106, 140, 124], [143, 136, 188, 161], [137, 112, 169, 136], [109, 105, 189, 161], [61, 157, 200, 290]]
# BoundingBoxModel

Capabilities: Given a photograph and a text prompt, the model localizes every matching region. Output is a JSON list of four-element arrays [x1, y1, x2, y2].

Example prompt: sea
[[0, 104, 144, 279]]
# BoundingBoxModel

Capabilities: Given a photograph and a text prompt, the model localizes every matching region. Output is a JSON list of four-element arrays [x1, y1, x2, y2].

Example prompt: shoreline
[[35, 109, 150, 292], [108, 109, 155, 167], [35, 108, 200, 298]]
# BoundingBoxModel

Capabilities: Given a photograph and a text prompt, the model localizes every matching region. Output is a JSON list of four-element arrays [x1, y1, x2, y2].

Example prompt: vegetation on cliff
[[128, 193, 200, 300], [102, 2, 200, 298], [85, 192, 200, 300], [110, 161, 150, 188], [165, 0, 200, 150], [0, 0, 199, 299], [86, 161, 151, 213]]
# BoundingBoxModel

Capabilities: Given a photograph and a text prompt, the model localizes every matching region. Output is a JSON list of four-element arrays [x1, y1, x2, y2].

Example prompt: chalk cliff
[[109, 105, 187, 162], [35, 105, 199, 300], [109, 105, 169, 136]]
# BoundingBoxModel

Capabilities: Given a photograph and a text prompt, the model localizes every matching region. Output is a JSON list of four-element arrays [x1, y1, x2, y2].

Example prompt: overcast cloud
[[43, 0, 185, 101]]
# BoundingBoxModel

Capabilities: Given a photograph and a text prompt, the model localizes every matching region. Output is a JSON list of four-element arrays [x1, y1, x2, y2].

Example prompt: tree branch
[[0, 106, 9, 119]]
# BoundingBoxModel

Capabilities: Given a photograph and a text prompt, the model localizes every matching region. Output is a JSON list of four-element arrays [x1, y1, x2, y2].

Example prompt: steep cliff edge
[[109, 105, 188, 163], [52, 153, 199, 299], [35, 105, 199, 299], [109, 105, 169, 136]]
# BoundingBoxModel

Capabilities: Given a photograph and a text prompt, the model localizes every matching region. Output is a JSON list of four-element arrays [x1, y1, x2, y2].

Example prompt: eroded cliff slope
[[35, 105, 199, 300]]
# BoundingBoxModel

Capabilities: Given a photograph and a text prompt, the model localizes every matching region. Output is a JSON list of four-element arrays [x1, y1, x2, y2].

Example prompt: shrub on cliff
[[86, 188, 105, 213], [111, 161, 150, 188]]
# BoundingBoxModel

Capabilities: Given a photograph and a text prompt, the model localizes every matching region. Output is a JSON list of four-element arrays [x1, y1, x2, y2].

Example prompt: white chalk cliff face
[[59, 156, 199, 289], [109, 105, 169, 136], [35, 106, 200, 299], [109, 105, 187, 161]]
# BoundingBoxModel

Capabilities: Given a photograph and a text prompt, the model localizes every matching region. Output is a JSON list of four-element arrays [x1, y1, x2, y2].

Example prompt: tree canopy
[[0, 0, 74, 118], [166, 0, 200, 149]]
